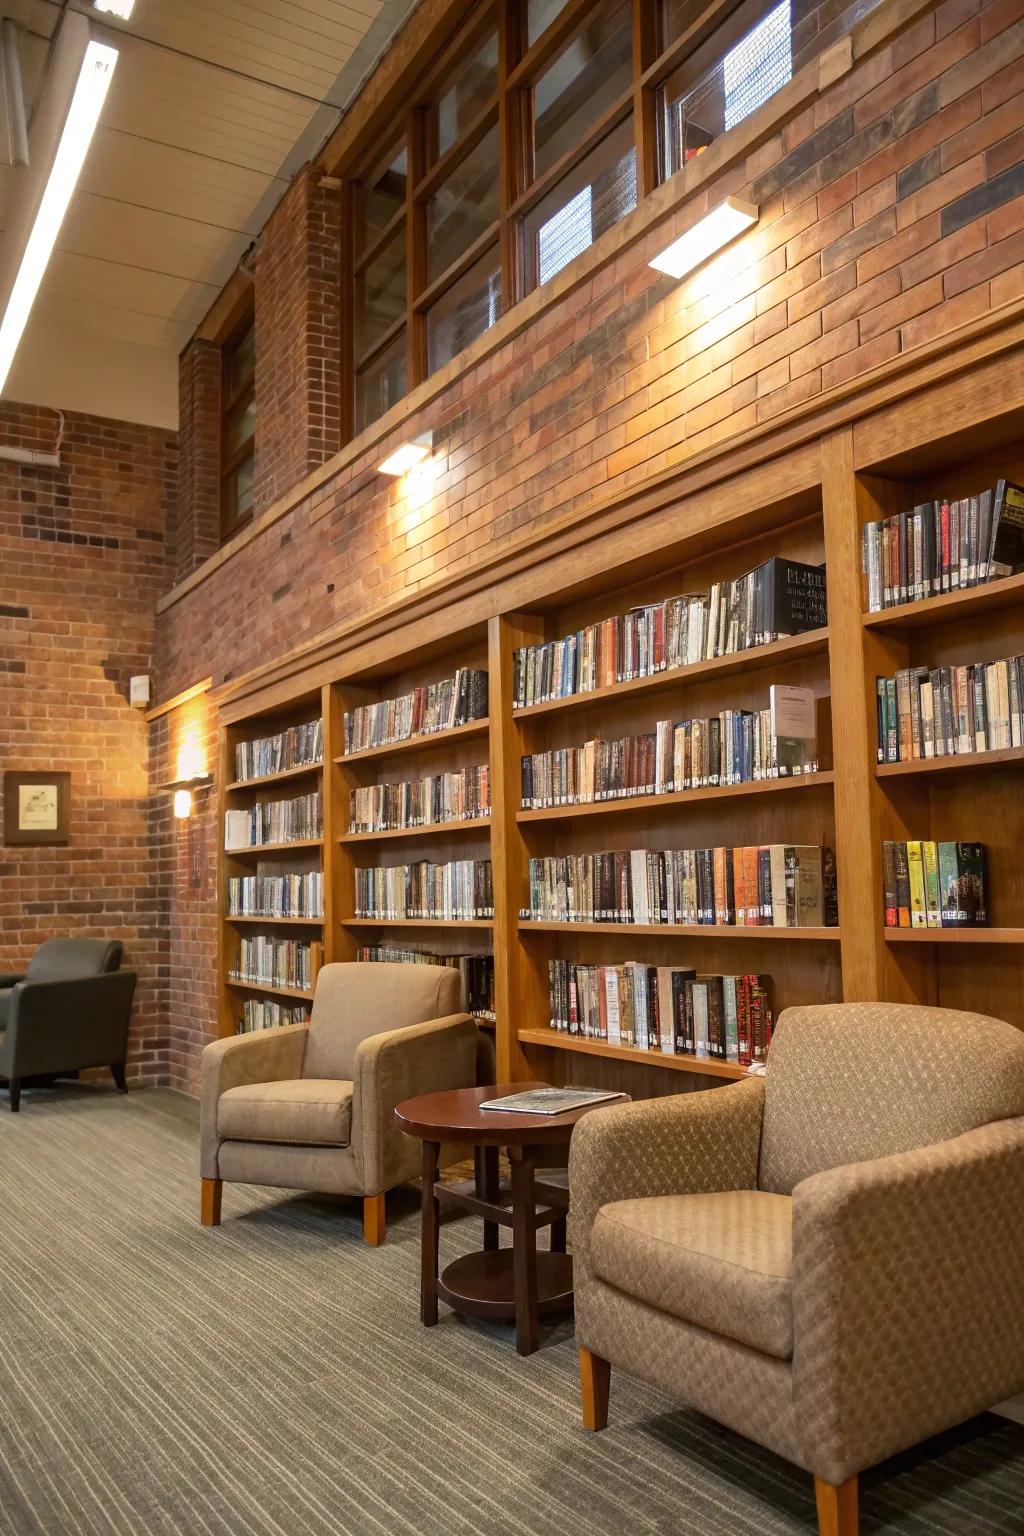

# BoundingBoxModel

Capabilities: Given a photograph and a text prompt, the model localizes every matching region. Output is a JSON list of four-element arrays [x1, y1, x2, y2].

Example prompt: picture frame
[[3, 771, 71, 846]]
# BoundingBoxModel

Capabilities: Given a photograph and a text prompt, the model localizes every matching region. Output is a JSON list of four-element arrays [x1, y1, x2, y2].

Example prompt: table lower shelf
[[438, 1249, 574, 1321]]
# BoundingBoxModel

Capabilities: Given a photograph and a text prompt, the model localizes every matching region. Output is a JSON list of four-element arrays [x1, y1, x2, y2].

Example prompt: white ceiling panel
[[0, 0, 418, 428]]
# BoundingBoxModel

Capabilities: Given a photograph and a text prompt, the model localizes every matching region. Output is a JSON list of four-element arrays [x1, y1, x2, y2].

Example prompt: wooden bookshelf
[[517, 771, 834, 823], [512, 629, 829, 720], [519, 921, 841, 941], [876, 747, 1024, 778], [334, 716, 489, 765], [883, 928, 1024, 945], [861, 571, 1024, 633], [225, 762, 323, 791], [213, 354, 1024, 1092], [227, 978, 316, 1001], [517, 1028, 751, 1080], [338, 816, 492, 843], [227, 838, 323, 855], [227, 915, 324, 926]]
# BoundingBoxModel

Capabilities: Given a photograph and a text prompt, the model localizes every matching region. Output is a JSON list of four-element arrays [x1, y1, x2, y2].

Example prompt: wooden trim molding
[[145, 677, 213, 722], [160, 0, 935, 621]]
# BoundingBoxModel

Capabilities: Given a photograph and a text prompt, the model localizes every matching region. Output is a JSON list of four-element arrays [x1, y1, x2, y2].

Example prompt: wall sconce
[[649, 197, 759, 280], [173, 789, 192, 820], [378, 432, 432, 477]]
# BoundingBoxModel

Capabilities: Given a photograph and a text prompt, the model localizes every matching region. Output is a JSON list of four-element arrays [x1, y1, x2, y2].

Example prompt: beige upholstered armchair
[[569, 1003, 1024, 1536], [200, 962, 481, 1245]]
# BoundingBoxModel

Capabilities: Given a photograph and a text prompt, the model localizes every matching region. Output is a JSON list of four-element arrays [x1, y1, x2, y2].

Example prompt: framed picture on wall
[[3, 771, 71, 846]]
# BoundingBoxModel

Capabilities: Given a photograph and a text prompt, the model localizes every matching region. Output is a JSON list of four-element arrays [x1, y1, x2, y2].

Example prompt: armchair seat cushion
[[217, 1078, 353, 1147], [591, 1189, 794, 1360]]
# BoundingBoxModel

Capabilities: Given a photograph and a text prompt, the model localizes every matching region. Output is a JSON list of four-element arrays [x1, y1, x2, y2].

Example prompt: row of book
[[226, 873, 324, 920], [876, 657, 1023, 763], [547, 960, 773, 1064], [354, 859, 494, 921], [343, 668, 488, 754], [512, 556, 826, 708], [356, 945, 495, 1021], [348, 767, 491, 833], [520, 686, 819, 808], [234, 719, 322, 782], [224, 791, 322, 850], [881, 841, 987, 928], [524, 845, 836, 928], [236, 999, 311, 1034], [861, 480, 1024, 612], [229, 938, 316, 993]]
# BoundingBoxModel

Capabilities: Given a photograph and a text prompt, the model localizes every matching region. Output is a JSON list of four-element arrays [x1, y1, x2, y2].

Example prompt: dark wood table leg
[[420, 1139, 441, 1326], [550, 1214, 567, 1253], [510, 1147, 539, 1356], [475, 1143, 500, 1251]]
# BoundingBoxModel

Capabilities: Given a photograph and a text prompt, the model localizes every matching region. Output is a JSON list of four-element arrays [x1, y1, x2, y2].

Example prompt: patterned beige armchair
[[569, 1003, 1024, 1536], [200, 962, 483, 1245]]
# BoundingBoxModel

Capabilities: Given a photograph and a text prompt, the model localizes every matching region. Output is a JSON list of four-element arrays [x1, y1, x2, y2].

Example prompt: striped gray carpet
[[1, 1086, 1023, 1536]]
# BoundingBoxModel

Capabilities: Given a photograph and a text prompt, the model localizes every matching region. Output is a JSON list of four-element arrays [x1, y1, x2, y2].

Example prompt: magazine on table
[[479, 1087, 626, 1116]]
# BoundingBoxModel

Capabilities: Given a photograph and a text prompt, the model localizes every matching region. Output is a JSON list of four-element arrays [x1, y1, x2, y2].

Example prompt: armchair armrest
[[791, 1116, 1024, 1487], [352, 1012, 478, 1194], [569, 1076, 765, 1283], [199, 1023, 308, 1178]]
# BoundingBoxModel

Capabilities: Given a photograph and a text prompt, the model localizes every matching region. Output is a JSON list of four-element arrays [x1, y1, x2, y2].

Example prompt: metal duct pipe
[[1, 19, 28, 168]]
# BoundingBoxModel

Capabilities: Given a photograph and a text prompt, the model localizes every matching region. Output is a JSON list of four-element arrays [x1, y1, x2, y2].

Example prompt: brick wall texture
[[160, 0, 1024, 704], [0, 402, 176, 1085]]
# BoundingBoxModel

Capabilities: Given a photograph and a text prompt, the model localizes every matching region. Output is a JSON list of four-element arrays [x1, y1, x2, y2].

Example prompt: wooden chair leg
[[363, 1192, 386, 1246], [579, 1347, 611, 1431], [814, 1475, 858, 1536], [200, 1177, 222, 1227]]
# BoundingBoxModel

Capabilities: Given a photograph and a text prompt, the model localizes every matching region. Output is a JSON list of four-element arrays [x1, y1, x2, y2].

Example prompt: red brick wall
[[254, 165, 343, 516], [175, 338, 221, 583], [0, 401, 176, 1085], [158, 0, 1024, 1089]]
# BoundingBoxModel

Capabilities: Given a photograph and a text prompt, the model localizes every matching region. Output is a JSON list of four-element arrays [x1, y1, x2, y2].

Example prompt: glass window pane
[[427, 125, 500, 285], [523, 117, 636, 291], [657, 0, 867, 182], [427, 248, 501, 373], [224, 453, 254, 536], [528, 0, 569, 45], [357, 225, 406, 357], [356, 331, 407, 432], [434, 30, 498, 158], [356, 145, 408, 257], [226, 392, 255, 455], [227, 321, 254, 393], [533, 1, 632, 180]]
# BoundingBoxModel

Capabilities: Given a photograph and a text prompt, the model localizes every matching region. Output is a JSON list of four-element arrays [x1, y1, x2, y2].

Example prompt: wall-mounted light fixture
[[93, 1, 135, 16], [378, 432, 432, 477], [173, 789, 192, 820], [648, 197, 758, 282]]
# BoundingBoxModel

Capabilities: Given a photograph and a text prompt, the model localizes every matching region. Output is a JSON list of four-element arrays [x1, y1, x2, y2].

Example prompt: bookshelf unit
[[213, 335, 1024, 1099], [218, 689, 326, 1037]]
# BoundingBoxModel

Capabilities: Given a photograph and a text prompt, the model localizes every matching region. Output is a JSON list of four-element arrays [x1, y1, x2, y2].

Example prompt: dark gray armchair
[[0, 938, 135, 1111]]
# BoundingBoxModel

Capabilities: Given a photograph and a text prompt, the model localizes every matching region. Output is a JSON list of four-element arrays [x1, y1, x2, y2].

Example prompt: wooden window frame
[[220, 308, 256, 545], [341, 0, 832, 435]]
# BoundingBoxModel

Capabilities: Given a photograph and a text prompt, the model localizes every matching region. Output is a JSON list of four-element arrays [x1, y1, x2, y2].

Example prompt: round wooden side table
[[395, 1083, 623, 1356]]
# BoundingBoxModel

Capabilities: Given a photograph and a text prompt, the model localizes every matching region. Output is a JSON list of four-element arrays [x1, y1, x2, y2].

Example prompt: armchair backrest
[[759, 1002, 1024, 1194], [302, 962, 463, 1080], [26, 937, 123, 982]]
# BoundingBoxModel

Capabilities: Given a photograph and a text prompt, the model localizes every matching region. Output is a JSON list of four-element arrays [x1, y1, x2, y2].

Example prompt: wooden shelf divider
[[225, 761, 324, 791], [518, 921, 841, 940], [861, 571, 1024, 633], [883, 928, 1024, 945], [517, 771, 834, 824], [339, 816, 492, 843], [517, 1028, 752, 1080], [876, 747, 1024, 778], [333, 716, 489, 766]]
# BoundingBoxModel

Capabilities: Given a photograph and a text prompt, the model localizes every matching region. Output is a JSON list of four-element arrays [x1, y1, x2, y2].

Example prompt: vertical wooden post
[[488, 611, 547, 1081], [497, 0, 526, 309], [632, 0, 658, 198], [821, 427, 919, 1005], [406, 106, 428, 388], [216, 721, 237, 1040]]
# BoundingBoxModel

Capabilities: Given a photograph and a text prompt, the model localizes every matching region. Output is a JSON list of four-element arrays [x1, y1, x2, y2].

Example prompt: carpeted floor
[[2, 1086, 1024, 1535]]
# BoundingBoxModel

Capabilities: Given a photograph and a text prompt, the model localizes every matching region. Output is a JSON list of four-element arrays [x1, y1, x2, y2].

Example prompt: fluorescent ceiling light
[[94, 1, 136, 17], [378, 433, 432, 477], [0, 39, 118, 393], [649, 197, 759, 280]]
